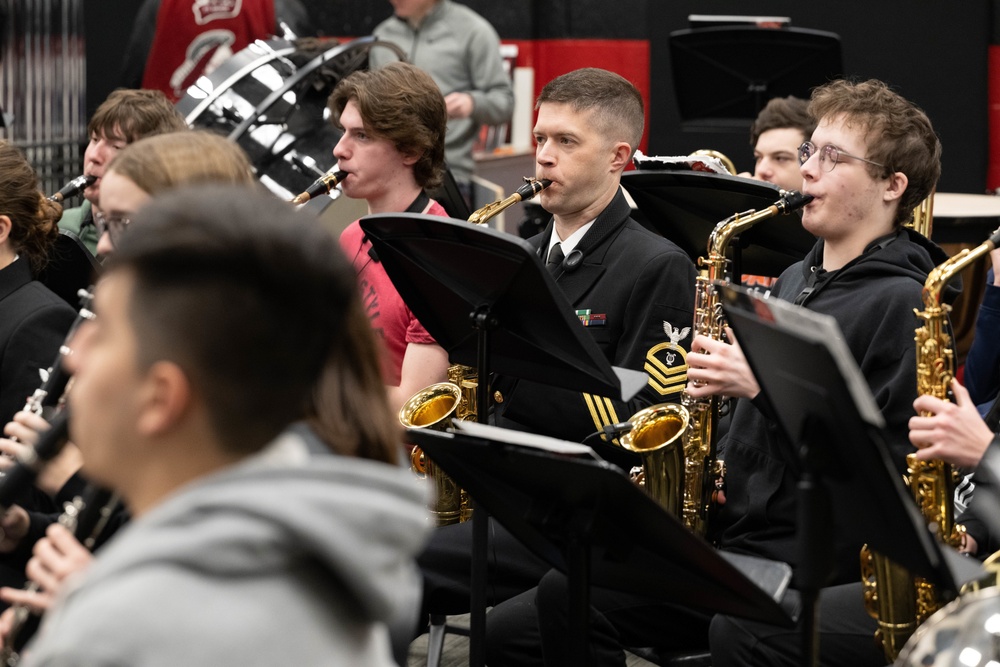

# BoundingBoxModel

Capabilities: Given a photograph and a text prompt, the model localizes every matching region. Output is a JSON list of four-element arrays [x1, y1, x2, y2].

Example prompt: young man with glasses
[[486, 78, 953, 667], [696, 78, 952, 666]]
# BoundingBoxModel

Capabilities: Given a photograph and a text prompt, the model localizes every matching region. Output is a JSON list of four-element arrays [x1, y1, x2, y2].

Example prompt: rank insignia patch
[[576, 309, 607, 327], [644, 321, 690, 396]]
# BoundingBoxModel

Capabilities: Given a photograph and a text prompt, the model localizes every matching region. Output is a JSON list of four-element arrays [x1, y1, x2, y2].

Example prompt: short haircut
[[809, 79, 941, 228], [328, 62, 447, 189], [536, 68, 644, 159], [105, 186, 358, 455], [107, 131, 256, 196], [0, 141, 61, 274], [750, 96, 815, 147], [88, 88, 188, 144]]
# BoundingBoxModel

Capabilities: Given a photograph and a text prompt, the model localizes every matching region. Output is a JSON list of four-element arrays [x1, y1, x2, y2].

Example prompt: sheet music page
[[750, 294, 885, 428], [454, 421, 601, 458]]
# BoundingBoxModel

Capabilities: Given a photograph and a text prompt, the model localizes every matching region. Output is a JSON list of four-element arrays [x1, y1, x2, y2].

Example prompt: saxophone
[[399, 178, 551, 525], [861, 224, 1000, 662], [621, 190, 814, 536]]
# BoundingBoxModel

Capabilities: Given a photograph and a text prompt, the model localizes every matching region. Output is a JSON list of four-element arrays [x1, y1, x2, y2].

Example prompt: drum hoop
[[180, 39, 298, 124], [226, 35, 378, 141]]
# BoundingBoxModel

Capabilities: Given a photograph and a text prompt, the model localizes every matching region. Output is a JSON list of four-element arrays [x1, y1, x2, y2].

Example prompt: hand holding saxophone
[[909, 379, 994, 470], [685, 327, 761, 400]]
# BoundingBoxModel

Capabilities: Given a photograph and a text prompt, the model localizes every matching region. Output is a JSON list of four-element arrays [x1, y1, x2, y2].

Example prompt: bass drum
[[176, 36, 403, 200], [895, 586, 1000, 666]]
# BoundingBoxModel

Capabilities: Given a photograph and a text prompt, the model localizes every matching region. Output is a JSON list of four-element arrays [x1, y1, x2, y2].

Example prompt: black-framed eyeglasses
[[797, 141, 887, 173], [94, 210, 131, 248]]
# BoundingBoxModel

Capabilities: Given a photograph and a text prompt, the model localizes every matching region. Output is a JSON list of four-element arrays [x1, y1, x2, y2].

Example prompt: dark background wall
[[644, 2, 992, 195], [87, 0, 992, 193]]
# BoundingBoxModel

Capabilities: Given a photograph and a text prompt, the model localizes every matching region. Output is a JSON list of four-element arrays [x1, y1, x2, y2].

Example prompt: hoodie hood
[[795, 228, 960, 306], [71, 433, 433, 625]]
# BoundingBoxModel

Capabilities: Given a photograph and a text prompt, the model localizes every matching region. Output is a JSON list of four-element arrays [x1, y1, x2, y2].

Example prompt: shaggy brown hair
[[329, 62, 447, 189], [809, 79, 941, 227]]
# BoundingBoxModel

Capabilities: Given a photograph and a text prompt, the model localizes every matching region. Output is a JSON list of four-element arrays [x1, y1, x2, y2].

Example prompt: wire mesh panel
[[0, 0, 87, 196]]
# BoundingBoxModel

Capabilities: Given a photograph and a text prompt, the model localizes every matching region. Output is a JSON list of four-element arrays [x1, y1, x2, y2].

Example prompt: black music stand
[[359, 213, 647, 667], [622, 169, 816, 277], [718, 285, 984, 666], [668, 26, 842, 130], [409, 423, 795, 665]]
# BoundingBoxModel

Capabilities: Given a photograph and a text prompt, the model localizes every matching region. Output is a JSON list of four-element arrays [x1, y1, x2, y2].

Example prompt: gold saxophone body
[[399, 178, 550, 525], [861, 224, 1000, 662], [621, 190, 814, 536]]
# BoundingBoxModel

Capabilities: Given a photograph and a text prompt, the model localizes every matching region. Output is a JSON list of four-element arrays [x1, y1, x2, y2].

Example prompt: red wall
[[989, 45, 1000, 191], [503, 39, 651, 154]]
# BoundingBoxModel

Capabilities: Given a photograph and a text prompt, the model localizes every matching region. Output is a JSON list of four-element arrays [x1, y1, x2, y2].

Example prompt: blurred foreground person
[[18, 186, 430, 666]]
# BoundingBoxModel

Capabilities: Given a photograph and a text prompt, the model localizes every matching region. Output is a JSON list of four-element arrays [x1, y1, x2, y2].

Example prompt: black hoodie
[[715, 228, 955, 585]]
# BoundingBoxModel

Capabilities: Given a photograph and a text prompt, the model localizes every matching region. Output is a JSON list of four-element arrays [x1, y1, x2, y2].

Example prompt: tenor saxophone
[[621, 190, 814, 537], [862, 224, 1000, 662], [399, 178, 550, 525]]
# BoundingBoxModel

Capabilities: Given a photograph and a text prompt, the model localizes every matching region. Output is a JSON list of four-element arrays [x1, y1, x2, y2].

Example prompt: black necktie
[[546, 243, 564, 275]]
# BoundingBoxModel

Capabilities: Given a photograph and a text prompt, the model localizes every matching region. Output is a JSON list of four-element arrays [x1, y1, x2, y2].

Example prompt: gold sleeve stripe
[[582, 393, 622, 429], [583, 393, 605, 432], [583, 393, 623, 446]]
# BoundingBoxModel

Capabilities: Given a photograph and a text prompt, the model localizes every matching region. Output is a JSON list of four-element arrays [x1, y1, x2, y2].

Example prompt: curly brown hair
[[809, 79, 941, 228], [0, 141, 62, 274], [328, 62, 447, 189], [88, 88, 188, 144]]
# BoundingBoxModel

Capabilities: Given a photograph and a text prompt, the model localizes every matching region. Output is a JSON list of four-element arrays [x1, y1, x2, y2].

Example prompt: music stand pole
[[795, 418, 836, 667], [469, 304, 496, 667]]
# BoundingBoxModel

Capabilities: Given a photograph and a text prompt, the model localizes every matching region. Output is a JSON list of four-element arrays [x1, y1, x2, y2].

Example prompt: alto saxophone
[[621, 190, 814, 537], [399, 178, 550, 525], [862, 224, 1000, 662]]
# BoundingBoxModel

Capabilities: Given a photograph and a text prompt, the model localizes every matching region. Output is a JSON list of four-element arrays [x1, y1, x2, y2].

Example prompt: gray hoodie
[[22, 432, 432, 667]]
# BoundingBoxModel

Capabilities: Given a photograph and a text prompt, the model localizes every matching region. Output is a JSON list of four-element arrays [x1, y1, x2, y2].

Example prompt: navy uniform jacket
[[0, 258, 77, 429], [492, 188, 697, 443]]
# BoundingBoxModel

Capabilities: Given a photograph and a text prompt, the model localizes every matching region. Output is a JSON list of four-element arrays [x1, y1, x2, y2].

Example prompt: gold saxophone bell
[[399, 381, 471, 525], [619, 404, 689, 518]]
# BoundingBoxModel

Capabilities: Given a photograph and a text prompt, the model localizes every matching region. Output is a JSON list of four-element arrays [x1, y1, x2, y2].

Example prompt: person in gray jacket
[[16, 186, 430, 667], [370, 0, 514, 199]]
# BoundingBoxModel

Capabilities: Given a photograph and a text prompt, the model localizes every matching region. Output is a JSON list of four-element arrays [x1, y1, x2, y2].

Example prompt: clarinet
[[47, 175, 95, 204], [290, 169, 347, 205], [12, 289, 94, 429], [0, 485, 121, 665]]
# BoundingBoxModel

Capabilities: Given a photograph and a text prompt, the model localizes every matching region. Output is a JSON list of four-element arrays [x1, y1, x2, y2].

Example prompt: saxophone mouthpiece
[[988, 224, 1000, 247], [49, 174, 96, 203], [515, 178, 552, 201], [777, 190, 814, 212], [291, 170, 347, 205]]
